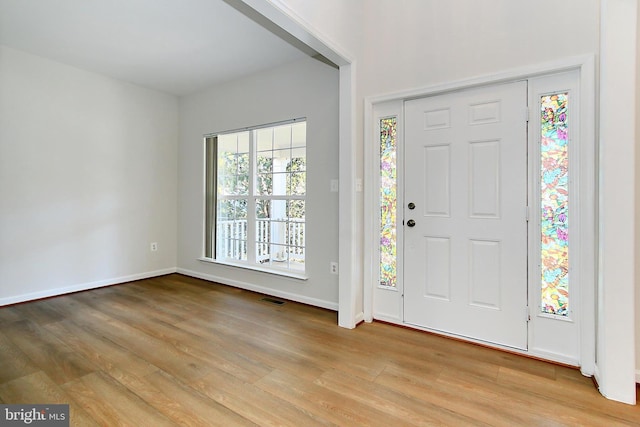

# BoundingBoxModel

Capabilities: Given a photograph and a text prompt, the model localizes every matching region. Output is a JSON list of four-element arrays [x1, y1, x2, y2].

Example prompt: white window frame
[[201, 118, 308, 280]]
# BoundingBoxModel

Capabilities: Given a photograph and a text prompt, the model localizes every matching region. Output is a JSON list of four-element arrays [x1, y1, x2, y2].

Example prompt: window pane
[[271, 199, 286, 221], [237, 153, 249, 174], [273, 125, 292, 150], [216, 226, 246, 260], [257, 174, 272, 196], [289, 172, 305, 196], [273, 149, 291, 171], [257, 152, 272, 173], [256, 199, 270, 219], [236, 199, 247, 220], [540, 93, 569, 316], [218, 152, 236, 176], [291, 122, 306, 148], [270, 244, 288, 262], [218, 134, 237, 154], [256, 220, 270, 242], [290, 148, 306, 171], [287, 222, 305, 247], [287, 200, 305, 219], [256, 128, 272, 152], [216, 175, 231, 196], [236, 174, 249, 195], [217, 200, 234, 220], [380, 117, 397, 288], [289, 248, 305, 270], [272, 173, 288, 196], [237, 131, 250, 153]]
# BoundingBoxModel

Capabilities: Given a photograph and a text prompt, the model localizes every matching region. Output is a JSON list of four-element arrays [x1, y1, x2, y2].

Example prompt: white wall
[[177, 57, 340, 308], [597, 0, 637, 403], [0, 45, 179, 304]]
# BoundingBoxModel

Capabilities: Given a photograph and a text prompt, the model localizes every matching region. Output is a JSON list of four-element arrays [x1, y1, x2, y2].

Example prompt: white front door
[[403, 81, 528, 350]]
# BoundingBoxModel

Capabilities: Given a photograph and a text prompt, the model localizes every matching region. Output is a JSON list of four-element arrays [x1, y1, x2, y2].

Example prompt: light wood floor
[[0, 274, 638, 426]]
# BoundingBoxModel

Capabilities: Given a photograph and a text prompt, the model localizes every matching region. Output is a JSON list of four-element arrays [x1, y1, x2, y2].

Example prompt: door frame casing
[[363, 55, 595, 375]]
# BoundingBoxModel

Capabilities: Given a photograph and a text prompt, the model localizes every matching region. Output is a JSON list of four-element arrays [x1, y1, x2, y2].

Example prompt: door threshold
[[372, 318, 580, 370]]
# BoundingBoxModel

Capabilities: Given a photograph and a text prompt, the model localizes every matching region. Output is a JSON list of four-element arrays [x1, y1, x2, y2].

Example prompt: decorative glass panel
[[540, 93, 569, 316], [380, 117, 397, 287]]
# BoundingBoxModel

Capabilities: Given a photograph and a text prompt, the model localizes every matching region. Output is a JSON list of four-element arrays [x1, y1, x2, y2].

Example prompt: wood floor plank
[[1, 273, 638, 426], [118, 368, 258, 427], [317, 368, 488, 426], [190, 367, 332, 427], [177, 308, 388, 382], [107, 308, 274, 384], [2, 319, 97, 385], [374, 364, 529, 426], [43, 319, 159, 378], [0, 330, 40, 383], [496, 366, 640, 425], [255, 369, 431, 427], [0, 371, 98, 426], [62, 371, 175, 427], [0, 306, 23, 326], [176, 316, 325, 383], [74, 308, 214, 383]]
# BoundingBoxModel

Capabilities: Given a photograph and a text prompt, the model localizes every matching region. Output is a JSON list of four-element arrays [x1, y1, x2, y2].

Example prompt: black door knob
[[407, 219, 416, 227], [408, 202, 416, 210]]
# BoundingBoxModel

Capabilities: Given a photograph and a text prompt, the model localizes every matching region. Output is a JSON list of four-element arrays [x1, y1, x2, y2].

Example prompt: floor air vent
[[260, 297, 286, 306]]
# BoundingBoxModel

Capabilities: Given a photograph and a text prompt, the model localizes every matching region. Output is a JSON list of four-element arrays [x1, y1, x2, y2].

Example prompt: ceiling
[[0, 0, 311, 95]]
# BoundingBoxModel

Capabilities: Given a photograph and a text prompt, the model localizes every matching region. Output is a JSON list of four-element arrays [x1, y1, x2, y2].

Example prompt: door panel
[[403, 81, 528, 350]]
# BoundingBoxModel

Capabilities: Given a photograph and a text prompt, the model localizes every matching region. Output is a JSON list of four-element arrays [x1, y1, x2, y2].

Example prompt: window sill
[[198, 257, 309, 281]]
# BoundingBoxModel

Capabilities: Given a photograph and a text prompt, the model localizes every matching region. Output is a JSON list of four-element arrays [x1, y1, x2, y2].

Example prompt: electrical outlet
[[330, 179, 339, 192], [150, 242, 158, 252], [330, 262, 338, 275]]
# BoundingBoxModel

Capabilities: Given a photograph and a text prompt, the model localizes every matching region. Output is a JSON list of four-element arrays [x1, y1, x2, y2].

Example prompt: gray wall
[[0, 46, 178, 304], [177, 57, 340, 308]]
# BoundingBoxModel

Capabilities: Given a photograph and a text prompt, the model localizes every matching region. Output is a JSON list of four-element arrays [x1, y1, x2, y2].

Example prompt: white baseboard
[[0, 268, 177, 306], [371, 313, 403, 325], [177, 268, 338, 311]]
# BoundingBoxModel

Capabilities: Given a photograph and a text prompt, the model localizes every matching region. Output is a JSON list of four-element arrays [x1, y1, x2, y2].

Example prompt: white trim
[[177, 267, 338, 311], [596, 0, 637, 405], [337, 62, 358, 328], [363, 99, 374, 323], [636, 370, 640, 384], [594, 364, 602, 390], [198, 257, 308, 280], [366, 55, 595, 105], [371, 313, 402, 325], [365, 101, 404, 324], [364, 55, 596, 373], [0, 268, 177, 307], [240, 0, 357, 329], [244, 0, 353, 66], [577, 56, 596, 378]]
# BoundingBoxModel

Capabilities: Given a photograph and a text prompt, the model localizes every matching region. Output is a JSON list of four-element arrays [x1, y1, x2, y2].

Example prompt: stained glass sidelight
[[540, 93, 569, 316], [380, 117, 397, 287]]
